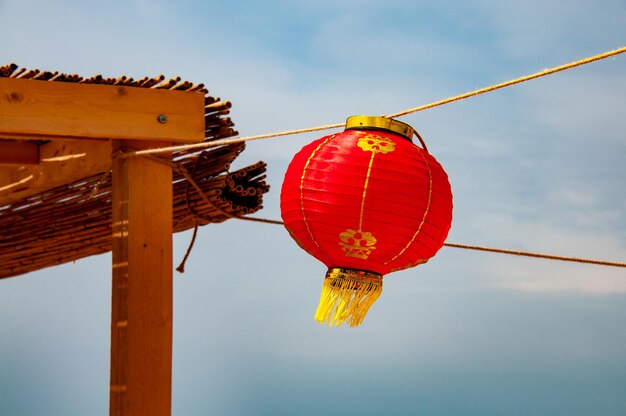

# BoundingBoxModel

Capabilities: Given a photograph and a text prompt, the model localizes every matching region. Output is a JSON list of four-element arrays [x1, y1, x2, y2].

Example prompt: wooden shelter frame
[[0, 71, 264, 416]]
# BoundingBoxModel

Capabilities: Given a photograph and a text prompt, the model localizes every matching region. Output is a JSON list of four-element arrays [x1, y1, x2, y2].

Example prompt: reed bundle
[[0, 65, 269, 279]]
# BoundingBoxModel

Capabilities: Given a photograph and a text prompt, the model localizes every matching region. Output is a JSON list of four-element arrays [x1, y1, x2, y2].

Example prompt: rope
[[145, 151, 625, 270], [176, 223, 198, 273], [442, 243, 626, 268], [125, 47, 626, 271], [198, 212, 626, 269], [127, 123, 344, 157], [144, 155, 626, 270], [385, 46, 626, 118], [124, 46, 626, 158], [141, 153, 283, 271]]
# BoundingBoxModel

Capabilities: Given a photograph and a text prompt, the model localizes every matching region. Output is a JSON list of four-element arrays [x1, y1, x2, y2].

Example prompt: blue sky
[[1, 1, 625, 415]]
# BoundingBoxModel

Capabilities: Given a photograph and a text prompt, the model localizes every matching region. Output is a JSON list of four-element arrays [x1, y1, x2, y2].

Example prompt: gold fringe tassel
[[314, 268, 383, 327]]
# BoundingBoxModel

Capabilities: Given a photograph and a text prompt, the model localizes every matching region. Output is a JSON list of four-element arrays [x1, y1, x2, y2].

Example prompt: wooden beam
[[110, 140, 173, 416], [0, 139, 111, 205], [0, 78, 204, 143], [0, 140, 39, 165]]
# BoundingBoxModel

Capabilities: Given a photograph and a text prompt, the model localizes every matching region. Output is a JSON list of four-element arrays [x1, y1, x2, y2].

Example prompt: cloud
[[519, 69, 626, 142], [476, 0, 626, 60]]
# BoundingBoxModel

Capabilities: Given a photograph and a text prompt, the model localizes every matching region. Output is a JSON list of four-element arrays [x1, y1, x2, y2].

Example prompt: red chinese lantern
[[280, 116, 453, 327]]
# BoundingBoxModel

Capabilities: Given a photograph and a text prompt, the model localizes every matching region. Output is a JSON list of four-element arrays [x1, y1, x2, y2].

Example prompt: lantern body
[[280, 116, 453, 326]]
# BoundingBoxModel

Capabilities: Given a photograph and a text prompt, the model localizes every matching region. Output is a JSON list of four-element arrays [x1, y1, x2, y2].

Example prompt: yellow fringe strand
[[314, 268, 383, 327]]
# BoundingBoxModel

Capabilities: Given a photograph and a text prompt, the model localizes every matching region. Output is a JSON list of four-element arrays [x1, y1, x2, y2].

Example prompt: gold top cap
[[345, 115, 414, 140]]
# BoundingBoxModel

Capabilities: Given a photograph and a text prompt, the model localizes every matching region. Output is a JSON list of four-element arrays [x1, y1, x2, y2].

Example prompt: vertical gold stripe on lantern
[[299, 135, 334, 248], [358, 151, 376, 231], [354, 134, 396, 240], [386, 151, 433, 264]]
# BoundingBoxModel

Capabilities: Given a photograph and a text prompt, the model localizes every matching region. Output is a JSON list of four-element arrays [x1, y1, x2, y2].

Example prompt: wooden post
[[110, 140, 173, 416]]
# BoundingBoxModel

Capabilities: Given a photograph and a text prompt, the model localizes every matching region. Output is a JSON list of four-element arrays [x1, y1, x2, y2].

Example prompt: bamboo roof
[[0, 64, 269, 279]]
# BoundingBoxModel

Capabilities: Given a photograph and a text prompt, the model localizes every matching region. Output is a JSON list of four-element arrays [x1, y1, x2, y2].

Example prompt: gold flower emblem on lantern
[[339, 229, 377, 259], [357, 134, 396, 154]]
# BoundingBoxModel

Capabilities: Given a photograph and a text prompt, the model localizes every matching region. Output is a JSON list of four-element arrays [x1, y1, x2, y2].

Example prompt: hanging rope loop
[[413, 129, 429, 153]]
